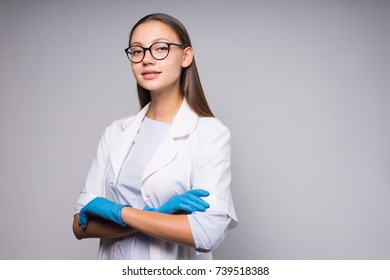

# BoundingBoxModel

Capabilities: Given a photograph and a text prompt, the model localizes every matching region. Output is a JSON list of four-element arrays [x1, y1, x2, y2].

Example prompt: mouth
[[141, 70, 161, 79]]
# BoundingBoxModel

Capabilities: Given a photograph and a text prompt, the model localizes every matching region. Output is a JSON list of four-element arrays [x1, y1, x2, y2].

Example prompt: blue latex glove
[[78, 197, 129, 229], [143, 189, 210, 214]]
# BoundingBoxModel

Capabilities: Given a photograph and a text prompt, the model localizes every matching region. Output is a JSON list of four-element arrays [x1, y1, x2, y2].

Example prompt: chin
[[137, 78, 180, 94], [136, 79, 158, 90], [138, 82, 169, 93], [139, 84, 160, 92]]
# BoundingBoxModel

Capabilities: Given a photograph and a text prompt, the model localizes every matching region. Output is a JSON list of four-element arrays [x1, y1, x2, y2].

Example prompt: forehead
[[130, 20, 179, 46]]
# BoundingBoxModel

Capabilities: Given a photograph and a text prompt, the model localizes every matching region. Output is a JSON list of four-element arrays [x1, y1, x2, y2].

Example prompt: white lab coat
[[75, 98, 238, 259]]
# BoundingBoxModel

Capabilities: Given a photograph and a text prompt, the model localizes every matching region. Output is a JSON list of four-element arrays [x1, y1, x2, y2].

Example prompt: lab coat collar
[[169, 98, 198, 138], [112, 98, 199, 184], [121, 97, 199, 138]]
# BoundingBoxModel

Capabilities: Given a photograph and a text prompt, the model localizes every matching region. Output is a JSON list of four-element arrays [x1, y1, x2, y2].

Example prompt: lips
[[141, 70, 161, 80]]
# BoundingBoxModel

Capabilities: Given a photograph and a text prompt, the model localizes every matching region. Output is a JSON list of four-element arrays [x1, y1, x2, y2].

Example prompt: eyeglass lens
[[129, 42, 170, 63]]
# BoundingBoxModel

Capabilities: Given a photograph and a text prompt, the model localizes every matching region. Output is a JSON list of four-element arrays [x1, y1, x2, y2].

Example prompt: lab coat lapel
[[110, 103, 150, 182], [141, 99, 198, 184], [141, 131, 176, 183]]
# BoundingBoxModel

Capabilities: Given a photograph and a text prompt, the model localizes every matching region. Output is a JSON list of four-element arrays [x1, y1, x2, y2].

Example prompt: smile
[[141, 70, 161, 80]]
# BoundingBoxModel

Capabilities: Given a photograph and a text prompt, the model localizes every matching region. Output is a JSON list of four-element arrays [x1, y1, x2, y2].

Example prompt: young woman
[[72, 13, 237, 260]]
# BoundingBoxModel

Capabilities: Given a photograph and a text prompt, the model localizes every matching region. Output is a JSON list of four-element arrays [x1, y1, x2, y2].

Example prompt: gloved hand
[[78, 197, 129, 229], [143, 189, 210, 214]]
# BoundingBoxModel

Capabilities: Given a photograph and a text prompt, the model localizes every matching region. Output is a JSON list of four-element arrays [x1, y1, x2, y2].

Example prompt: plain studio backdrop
[[1, 0, 389, 259]]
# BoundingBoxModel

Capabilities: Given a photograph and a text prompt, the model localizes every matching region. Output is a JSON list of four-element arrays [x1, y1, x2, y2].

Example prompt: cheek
[[164, 59, 183, 79], [130, 64, 138, 75], [131, 64, 143, 82]]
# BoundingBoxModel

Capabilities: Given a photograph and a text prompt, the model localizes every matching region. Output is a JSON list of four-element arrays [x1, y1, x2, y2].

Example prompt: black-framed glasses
[[124, 42, 185, 63]]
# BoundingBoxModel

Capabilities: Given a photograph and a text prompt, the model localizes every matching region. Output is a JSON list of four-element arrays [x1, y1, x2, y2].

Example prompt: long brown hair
[[128, 13, 214, 117]]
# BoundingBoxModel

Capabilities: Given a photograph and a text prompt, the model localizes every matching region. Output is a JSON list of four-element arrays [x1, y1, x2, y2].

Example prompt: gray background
[[1, 0, 389, 259]]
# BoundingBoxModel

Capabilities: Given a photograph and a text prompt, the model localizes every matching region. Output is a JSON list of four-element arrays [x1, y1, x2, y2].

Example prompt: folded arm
[[73, 189, 210, 247], [121, 207, 195, 247], [73, 208, 195, 247], [72, 213, 137, 240]]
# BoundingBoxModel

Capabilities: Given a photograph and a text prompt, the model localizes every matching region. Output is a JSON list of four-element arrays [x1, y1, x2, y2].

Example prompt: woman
[[72, 13, 237, 260]]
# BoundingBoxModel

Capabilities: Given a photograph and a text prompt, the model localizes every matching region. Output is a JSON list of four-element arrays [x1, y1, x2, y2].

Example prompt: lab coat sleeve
[[74, 121, 119, 214], [192, 118, 238, 229], [188, 211, 231, 253]]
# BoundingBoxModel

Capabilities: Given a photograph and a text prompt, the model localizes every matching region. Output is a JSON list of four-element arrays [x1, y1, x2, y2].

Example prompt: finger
[[78, 213, 89, 229], [143, 205, 155, 211], [178, 203, 198, 213], [186, 196, 209, 210], [181, 196, 208, 212], [189, 189, 210, 197], [154, 203, 172, 214], [184, 193, 210, 208]]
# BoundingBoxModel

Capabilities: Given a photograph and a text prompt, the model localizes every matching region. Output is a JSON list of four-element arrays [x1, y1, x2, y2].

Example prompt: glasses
[[125, 42, 186, 63]]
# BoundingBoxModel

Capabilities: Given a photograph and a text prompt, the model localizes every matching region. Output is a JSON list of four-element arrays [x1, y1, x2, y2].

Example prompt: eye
[[130, 47, 143, 56], [156, 46, 168, 52], [132, 50, 143, 55], [153, 43, 169, 53]]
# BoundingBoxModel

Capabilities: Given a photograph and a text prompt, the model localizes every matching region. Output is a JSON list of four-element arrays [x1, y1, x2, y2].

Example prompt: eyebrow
[[130, 37, 172, 46]]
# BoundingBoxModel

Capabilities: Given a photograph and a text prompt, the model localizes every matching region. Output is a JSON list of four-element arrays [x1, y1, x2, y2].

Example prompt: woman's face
[[130, 20, 192, 95]]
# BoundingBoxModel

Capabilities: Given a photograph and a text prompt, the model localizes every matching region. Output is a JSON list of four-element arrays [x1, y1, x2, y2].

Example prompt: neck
[[147, 90, 183, 124]]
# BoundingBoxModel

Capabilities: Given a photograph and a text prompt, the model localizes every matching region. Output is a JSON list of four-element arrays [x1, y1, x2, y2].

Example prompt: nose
[[142, 49, 155, 65]]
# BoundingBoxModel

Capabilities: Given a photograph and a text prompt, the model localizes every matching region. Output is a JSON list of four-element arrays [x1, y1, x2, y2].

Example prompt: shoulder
[[109, 115, 136, 131], [197, 117, 231, 138], [194, 117, 231, 149], [193, 117, 231, 161], [101, 115, 137, 141]]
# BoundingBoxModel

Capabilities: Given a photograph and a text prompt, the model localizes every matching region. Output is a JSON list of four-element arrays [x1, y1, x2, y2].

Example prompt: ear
[[181, 46, 194, 68]]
